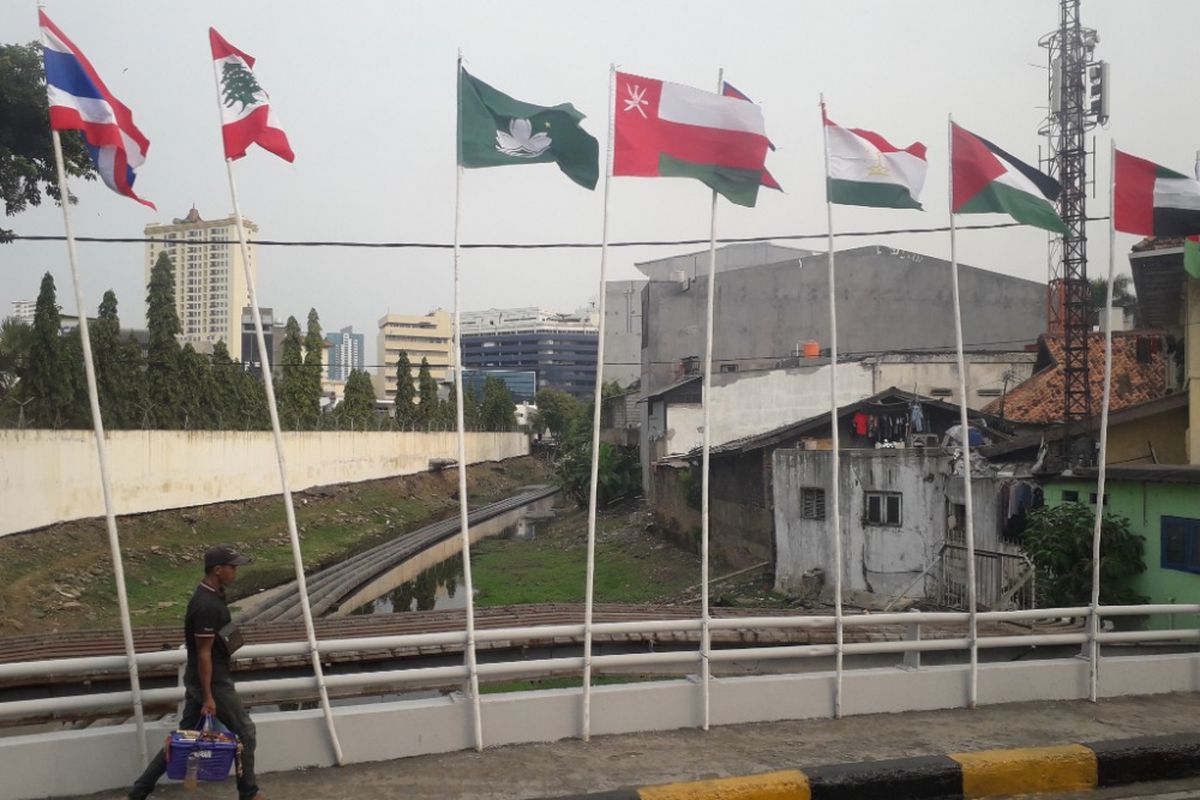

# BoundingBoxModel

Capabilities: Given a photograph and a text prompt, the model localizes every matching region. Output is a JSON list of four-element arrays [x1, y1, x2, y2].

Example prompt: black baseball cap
[[204, 544, 251, 570]]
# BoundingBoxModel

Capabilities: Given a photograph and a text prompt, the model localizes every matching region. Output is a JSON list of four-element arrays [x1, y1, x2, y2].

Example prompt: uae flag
[[824, 112, 926, 210], [613, 71, 770, 207], [951, 123, 1065, 233], [1113, 150, 1200, 238], [210, 28, 294, 163]]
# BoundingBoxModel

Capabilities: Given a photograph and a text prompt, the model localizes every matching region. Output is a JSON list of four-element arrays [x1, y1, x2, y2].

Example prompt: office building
[[459, 306, 599, 399], [375, 310, 453, 401]]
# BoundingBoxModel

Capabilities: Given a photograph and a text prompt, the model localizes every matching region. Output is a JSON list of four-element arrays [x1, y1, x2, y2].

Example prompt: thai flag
[[39, 10, 154, 209]]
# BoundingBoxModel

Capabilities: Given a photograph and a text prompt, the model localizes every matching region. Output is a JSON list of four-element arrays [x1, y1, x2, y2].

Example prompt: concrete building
[[325, 325, 365, 381], [375, 310, 453, 401], [864, 351, 1037, 410], [9, 300, 35, 324], [459, 306, 599, 399], [635, 242, 813, 282], [639, 245, 1045, 398], [145, 207, 255, 361], [602, 279, 647, 388]]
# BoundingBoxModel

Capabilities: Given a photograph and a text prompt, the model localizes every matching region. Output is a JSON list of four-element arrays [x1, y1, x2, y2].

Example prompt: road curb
[[538, 733, 1200, 799]]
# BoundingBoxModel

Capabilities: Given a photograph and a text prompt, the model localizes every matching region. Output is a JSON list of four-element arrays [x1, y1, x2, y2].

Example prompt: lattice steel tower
[[1038, 0, 1107, 465]]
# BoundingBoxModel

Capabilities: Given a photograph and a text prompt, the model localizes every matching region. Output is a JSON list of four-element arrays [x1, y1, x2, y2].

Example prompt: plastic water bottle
[[184, 751, 200, 790]]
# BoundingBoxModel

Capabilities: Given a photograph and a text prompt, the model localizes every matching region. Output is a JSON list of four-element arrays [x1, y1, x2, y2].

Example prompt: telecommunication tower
[[1038, 0, 1109, 464]]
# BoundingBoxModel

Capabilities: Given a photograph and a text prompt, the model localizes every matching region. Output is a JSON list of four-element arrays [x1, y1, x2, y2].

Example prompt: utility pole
[[1039, 0, 1109, 466]]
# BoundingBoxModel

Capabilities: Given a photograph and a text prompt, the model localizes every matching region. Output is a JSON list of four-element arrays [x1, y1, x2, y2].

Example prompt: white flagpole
[[697, 66, 724, 732], [581, 63, 617, 742], [948, 114, 979, 708], [819, 96, 845, 719], [210, 59, 344, 766], [453, 50, 485, 752], [49, 129, 148, 766], [1089, 138, 1117, 702]]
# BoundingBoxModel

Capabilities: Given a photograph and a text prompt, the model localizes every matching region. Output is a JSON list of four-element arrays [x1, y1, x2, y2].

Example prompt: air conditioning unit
[[669, 269, 690, 290]]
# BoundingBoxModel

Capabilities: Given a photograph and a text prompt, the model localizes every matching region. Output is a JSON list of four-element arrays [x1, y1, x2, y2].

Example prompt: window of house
[[930, 388, 953, 397], [865, 491, 902, 526], [1062, 490, 1079, 502], [1088, 493, 1109, 505], [801, 487, 825, 520], [976, 388, 1002, 397], [1162, 517, 1200, 574], [719, 363, 738, 373]]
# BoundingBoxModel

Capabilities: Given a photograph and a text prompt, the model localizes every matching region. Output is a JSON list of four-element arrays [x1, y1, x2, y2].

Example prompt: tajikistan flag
[[209, 28, 294, 163], [951, 123, 1065, 234], [824, 112, 926, 210]]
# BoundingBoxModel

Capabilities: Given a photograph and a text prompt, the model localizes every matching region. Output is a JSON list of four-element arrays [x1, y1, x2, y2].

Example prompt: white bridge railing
[[3, 603, 1197, 722]]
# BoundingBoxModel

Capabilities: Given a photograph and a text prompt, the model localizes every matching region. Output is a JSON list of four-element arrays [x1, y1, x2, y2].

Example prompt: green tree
[[338, 369, 377, 430], [0, 42, 97, 242], [416, 357, 438, 428], [0, 317, 34, 403], [92, 290, 142, 428], [302, 308, 324, 428], [481, 376, 516, 432], [462, 385, 482, 431], [534, 388, 584, 441], [145, 251, 182, 428], [20, 272, 71, 427], [1024, 502, 1147, 607], [276, 316, 306, 429], [177, 344, 218, 429], [392, 350, 416, 427], [209, 340, 241, 429]]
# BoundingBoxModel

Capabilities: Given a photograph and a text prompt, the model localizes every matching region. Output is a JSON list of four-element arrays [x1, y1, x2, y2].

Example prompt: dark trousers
[[129, 669, 259, 799]]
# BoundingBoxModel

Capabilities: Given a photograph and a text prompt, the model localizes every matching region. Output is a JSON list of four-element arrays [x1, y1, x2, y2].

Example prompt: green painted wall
[[1047, 478, 1200, 629]]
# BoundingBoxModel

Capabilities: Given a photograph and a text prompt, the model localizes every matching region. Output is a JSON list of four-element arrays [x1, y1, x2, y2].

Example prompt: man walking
[[129, 544, 265, 800]]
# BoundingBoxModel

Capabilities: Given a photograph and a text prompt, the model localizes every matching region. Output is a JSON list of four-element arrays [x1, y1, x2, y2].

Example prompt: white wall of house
[[773, 448, 951, 600], [0, 430, 528, 537], [866, 352, 1036, 410], [658, 363, 875, 457]]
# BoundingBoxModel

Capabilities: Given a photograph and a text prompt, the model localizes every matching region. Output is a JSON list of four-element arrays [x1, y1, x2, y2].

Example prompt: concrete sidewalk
[[76, 693, 1200, 800]]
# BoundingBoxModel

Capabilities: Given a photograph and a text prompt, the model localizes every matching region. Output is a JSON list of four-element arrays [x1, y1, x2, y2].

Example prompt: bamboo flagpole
[[209, 57, 344, 766], [818, 95, 846, 719], [696, 66, 725, 732], [947, 113, 979, 708], [48, 129, 149, 766], [453, 51, 486, 752], [581, 64, 618, 741], [1089, 138, 1117, 702]]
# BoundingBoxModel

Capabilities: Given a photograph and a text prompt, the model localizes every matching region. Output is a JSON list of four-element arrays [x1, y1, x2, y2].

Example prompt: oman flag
[[210, 28, 294, 163], [614, 71, 770, 207], [951, 123, 1065, 233]]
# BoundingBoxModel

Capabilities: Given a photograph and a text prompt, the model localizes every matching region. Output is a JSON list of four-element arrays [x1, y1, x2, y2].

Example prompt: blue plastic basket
[[164, 716, 239, 782]]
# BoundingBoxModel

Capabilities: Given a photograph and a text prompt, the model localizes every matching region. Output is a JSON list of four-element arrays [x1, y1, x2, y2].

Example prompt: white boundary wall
[[1, 652, 1196, 800], [0, 430, 528, 537]]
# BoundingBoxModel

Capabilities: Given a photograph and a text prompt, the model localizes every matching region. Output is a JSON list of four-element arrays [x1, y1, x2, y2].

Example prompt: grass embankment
[[0, 457, 550, 636], [471, 501, 702, 607]]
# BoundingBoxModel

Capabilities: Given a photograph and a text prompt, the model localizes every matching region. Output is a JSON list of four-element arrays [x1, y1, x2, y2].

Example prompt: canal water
[[350, 506, 550, 615]]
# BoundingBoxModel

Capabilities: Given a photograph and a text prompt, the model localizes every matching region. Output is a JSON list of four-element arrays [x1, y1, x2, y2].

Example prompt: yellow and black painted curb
[[541, 733, 1200, 800]]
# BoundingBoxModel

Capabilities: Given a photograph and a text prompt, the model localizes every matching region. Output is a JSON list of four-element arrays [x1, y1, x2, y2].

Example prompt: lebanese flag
[[951, 123, 1065, 233], [209, 28, 294, 163], [1113, 150, 1200, 237], [614, 71, 770, 207]]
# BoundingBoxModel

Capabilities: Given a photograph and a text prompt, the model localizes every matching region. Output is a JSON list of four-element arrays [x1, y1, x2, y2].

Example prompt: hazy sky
[[3, 1, 1197, 367]]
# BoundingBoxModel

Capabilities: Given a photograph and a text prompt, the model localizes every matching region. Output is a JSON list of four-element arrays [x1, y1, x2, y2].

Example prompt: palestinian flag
[[951, 123, 1065, 233], [614, 71, 770, 207], [210, 28, 294, 163], [1183, 237, 1200, 278], [458, 68, 599, 190], [1113, 150, 1200, 238], [824, 112, 926, 210]]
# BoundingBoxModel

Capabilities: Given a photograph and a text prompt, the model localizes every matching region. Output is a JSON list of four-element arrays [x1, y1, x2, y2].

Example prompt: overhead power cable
[[6, 217, 1112, 251]]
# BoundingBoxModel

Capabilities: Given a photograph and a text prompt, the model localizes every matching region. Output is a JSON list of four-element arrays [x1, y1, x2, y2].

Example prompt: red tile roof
[[982, 331, 1168, 424]]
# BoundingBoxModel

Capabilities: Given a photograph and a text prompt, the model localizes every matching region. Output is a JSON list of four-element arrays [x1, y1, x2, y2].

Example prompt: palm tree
[[1088, 274, 1140, 329]]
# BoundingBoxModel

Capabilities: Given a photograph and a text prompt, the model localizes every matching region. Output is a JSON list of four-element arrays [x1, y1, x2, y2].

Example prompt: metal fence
[[935, 544, 1036, 611]]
